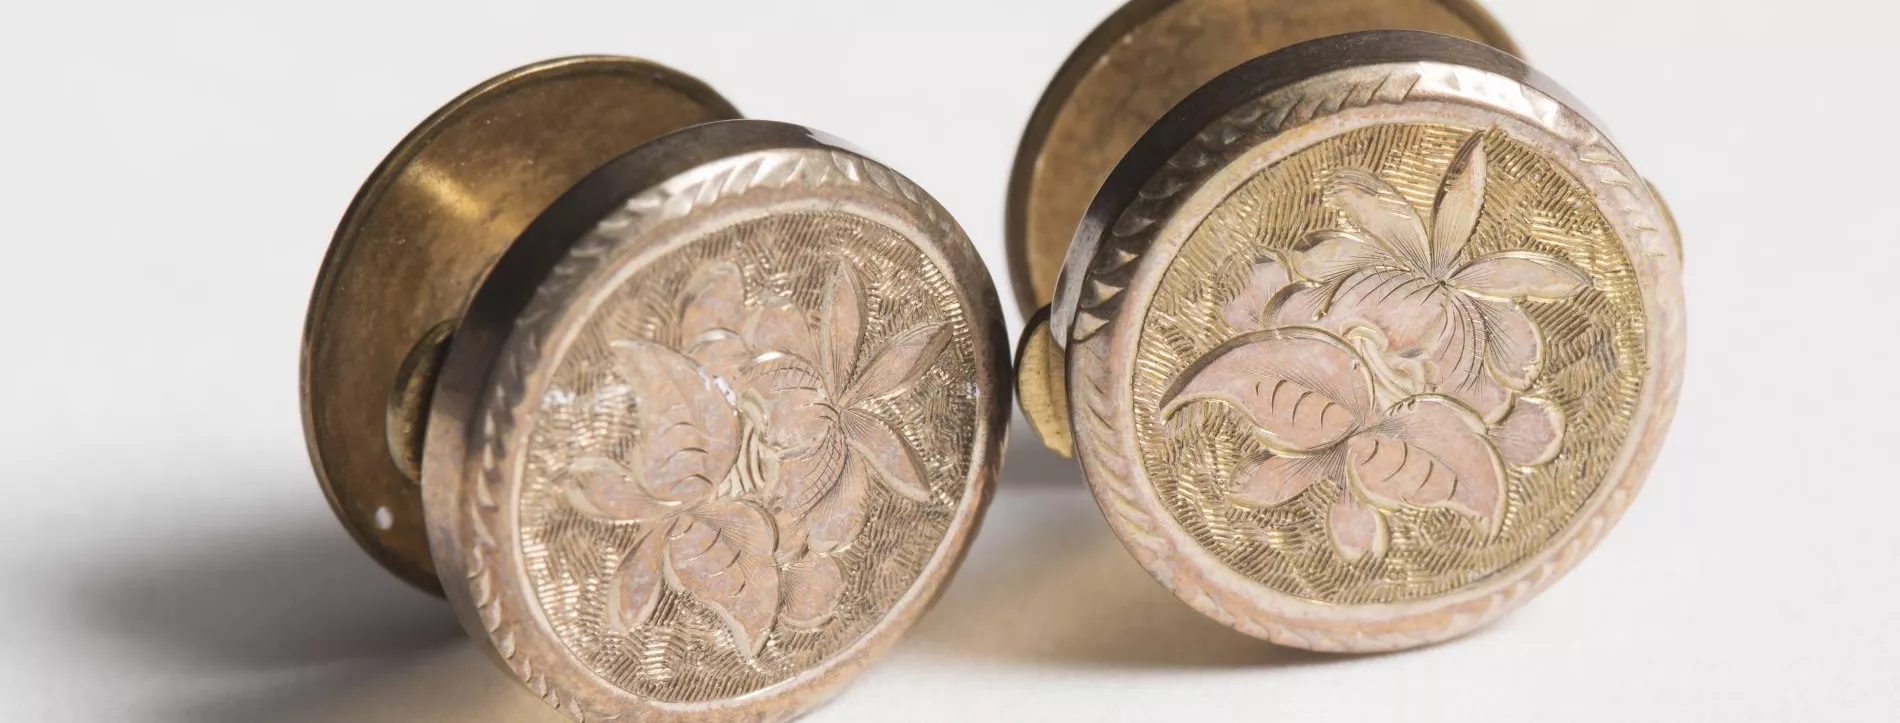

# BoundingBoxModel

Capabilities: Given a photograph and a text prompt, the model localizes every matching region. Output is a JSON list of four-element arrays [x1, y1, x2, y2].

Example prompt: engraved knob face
[[306, 57, 1007, 719], [1055, 32, 1683, 651], [421, 120, 1008, 719]]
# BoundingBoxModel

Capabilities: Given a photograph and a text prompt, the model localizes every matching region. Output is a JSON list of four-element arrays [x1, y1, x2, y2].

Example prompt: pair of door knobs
[[302, 1, 1684, 720]]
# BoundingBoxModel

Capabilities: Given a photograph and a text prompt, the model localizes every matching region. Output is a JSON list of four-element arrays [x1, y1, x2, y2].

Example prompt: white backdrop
[[1, 1, 1894, 720]]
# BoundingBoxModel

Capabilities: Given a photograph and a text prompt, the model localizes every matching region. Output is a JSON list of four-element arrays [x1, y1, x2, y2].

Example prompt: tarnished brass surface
[[1053, 32, 1684, 651], [385, 319, 453, 484], [1014, 308, 1072, 457], [301, 57, 739, 593], [1005, 0, 1519, 316]]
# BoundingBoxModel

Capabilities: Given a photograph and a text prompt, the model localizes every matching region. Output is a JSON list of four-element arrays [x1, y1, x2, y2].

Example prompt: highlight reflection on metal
[[302, 57, 1007, 721], [1017, 30, 1684, 651]]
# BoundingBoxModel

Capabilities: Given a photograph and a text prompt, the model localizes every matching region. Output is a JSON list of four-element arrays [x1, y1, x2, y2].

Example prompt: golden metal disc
[[301, 57, 739, 594], [1005, 0, 1520, 316], [423, 120, 1008, 719], [1053, 31, 1683, 651]]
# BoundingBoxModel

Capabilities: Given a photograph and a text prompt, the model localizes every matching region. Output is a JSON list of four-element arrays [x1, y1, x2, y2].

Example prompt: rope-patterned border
[[465, 149, 960, 721], [1070, 62, 1681, 652]]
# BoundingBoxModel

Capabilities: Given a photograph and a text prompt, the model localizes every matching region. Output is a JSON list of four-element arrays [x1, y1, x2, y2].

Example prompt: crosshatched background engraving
[[1134, 123, 1648, 604], [517, 211, 979, 702]]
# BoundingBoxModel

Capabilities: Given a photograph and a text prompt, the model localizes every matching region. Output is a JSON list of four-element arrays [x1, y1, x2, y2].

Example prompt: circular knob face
[[424, 121, 1007, 718], [1060, 32, 1683, 651], [1006, 0, 1519, 317]]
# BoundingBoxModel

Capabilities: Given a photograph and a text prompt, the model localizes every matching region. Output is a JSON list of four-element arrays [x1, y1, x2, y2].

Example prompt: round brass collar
[[300, 57, 739, 594]]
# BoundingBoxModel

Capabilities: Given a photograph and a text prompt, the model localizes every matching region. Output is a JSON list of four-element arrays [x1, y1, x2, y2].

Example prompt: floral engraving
[[562, 259, 949, 658], [1169, 133, 1581, 561]]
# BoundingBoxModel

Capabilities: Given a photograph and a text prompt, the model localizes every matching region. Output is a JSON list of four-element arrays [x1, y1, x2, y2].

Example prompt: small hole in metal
[[374, 506, 394, 531]]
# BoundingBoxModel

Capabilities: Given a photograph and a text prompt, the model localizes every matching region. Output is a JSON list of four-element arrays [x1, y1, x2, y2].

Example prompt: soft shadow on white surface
[[70, 518, 563, 722], [910, 422, 1355, 670]]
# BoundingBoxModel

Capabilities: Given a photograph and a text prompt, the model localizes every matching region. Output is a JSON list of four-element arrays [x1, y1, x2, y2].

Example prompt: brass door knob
[[301, 56, 1008, 720], [1013, 16, 1684, 650]]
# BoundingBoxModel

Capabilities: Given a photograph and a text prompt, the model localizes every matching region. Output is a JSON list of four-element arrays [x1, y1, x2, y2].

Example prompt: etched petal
[[1315, 267, 1452, 357], [1228, 451, 1339, 508], [1264, 280, 1333, 327], [1471, 296, 1545, 392], [744, 292, 821, 368], [610, 340, 738, 506], [1320, 167, 1431, 271], [665, 501, 780, 659], [1329, 491, 1388, 563], [681, 262, 746, 338], [741, 355, 834, 453], [565, 456, 701, 522], [1451, 251, 1590, 301], [1343, 326, 1434, 400], [776, 427, 847, 516], [804, 457, 870, 553], [1293, 229, 1394, 282], [1492, 395, 1565, 467], [819, 262, 865, 392], [1426, 294, 1507, 417], [608, 533, 666, 632], [1348, 396, 1505, 531], [844, 323, 951, 403], [780, 553, 845, 628], [1160, 328, 1373, 453], [1431, 135, 1487, 273], [684, 329, 751, 388], [841, 408, 933, 502], [1222, 256, 1292, 332]]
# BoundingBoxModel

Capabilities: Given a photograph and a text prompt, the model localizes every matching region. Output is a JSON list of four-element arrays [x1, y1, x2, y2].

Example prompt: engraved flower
[[1228, 134, 1587, 434], [736, 261, 951, 627], [558, 259, 950, 649], [1164, 328, 1509, 562], [562, 338, 779, 660]]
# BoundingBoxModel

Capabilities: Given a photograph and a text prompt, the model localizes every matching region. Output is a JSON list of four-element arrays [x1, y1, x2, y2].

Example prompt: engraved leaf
[[804, 455, 870, 553], [1347, 396, 1505, 531], [664, 500, 780, 660], [1321, 167, 1431, 271], [780, 553, 845, 629], [608, 532, 666, 631], [1491, 395, 1565, 467], [1451, 251, 1590, 301], [844, 323, 952, 404], [1294, 229, 1395, 282], [1160, 328, 1372, 453], [1430, 134, 1488, 274], [1329, 491, 1388, 563], [1222, 255, 1292, 332], [1229, 452, 1338, 508], [819, 261, 864, 391], [841, 408, 933, 502], [682, 262, 746, 339], [611, 340, 740, 503]]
